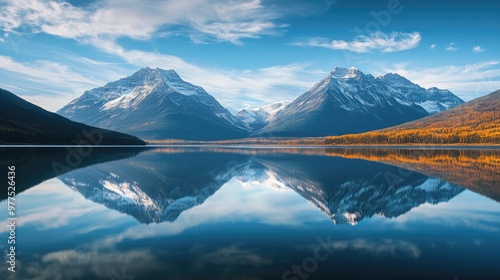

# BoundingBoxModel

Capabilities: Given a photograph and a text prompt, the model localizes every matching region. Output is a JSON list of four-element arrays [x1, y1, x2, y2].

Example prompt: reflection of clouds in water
[[21, 249, 161, 280], [386, 191, 500, 232], [473, 239, 483, 247], [6, 243, 276, 280], [42, 250, 157, 279], [299, 238, 421, 259], [0, 179, 131, 233], [333, 239, 422, 258], [193, 244, 273, 268]]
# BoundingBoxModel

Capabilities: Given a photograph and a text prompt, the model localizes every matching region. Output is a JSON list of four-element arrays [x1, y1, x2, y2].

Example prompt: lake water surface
[[1, 147, 499, 280]]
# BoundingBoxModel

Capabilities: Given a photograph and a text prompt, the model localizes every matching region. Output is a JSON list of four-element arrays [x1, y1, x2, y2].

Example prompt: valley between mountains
[[1, 66, 498, 145]]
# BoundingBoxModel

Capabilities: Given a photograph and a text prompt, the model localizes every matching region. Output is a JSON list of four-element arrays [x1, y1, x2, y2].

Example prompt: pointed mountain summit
[[330, 66, 364, 79], [58, 67, 248, 140], [254, 67, 463, 137]]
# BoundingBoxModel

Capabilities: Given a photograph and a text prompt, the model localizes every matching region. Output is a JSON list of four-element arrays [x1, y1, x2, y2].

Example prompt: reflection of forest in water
[[324, 148, 500, 202]]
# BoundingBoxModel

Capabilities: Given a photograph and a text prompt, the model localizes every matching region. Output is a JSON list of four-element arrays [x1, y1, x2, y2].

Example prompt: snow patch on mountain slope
[[236, 101, 291, 129], [101, 180, 157, 209], [101, 85, 155, 111]]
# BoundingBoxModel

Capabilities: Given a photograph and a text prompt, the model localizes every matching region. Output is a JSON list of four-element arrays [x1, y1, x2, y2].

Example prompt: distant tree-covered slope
[[326, 90, 500, 145], [0, 88, 145, 145]]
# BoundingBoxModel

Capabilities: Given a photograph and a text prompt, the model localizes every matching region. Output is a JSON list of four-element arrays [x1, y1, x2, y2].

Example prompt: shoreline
[[145, 139, 500, 148], [0, 143, 499, 148]]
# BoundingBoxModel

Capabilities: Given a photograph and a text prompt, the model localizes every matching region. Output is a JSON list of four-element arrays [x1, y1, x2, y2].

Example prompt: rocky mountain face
[[57, 67, 249, 140], [254, 67, 463, 137], [378, 73, 463, 114]]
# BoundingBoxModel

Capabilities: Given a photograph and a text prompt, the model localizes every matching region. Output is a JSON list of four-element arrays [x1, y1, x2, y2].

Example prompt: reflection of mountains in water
[[59, 151, 249, 224], [0, 147, 144, 201], [57, 148, 466, 225], [254, 156, 463, 225]]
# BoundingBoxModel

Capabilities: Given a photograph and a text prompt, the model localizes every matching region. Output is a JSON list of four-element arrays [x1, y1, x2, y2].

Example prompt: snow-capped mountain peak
[[57, 67, 249, 140], [254, 66, 464, 137], [330, 67, 365, 79], [131, 67, 206, 96], [92, 68, 209, 112]]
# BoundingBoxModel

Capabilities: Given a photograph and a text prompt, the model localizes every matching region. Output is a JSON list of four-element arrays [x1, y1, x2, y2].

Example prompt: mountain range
[[254, 67, 463, 137], [57, 67, 464, 140], [326, 89, 499, 144], [0, 88, 145, 145]]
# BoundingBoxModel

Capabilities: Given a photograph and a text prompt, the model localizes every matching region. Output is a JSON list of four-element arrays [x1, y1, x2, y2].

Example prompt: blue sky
[[0, 0, 499, 113]]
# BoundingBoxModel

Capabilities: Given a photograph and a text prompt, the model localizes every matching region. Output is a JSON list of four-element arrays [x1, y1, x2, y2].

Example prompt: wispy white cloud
[[379, 61, 500, 101], [0, 55, 96, 86], [0, 54, 130, 111], [473, 45, 485, 53], [446, 42, 457, 52], [0, 0, 283, 45], [293, 32, 421, 53], [430, 43, 436, 50]]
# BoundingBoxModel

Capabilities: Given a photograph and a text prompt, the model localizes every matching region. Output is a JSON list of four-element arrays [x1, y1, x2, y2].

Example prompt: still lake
[[1, 146, 499, 280]]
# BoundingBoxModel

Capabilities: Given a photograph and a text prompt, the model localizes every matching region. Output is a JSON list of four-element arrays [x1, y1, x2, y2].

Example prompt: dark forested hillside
[[0, 88, 145, 145]]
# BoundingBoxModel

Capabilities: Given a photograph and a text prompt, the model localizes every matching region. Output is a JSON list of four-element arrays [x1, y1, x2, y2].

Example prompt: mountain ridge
[[326, 89, 499, 144], [254, 67, 463, 137]]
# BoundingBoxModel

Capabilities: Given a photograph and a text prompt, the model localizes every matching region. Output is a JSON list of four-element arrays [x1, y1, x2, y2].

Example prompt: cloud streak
[[446, 42, 457, 52], [293, 31, 421, 53], [0, 0, 283, 45], [0, 54, 132, 111], [473, 45, 485, 53]]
